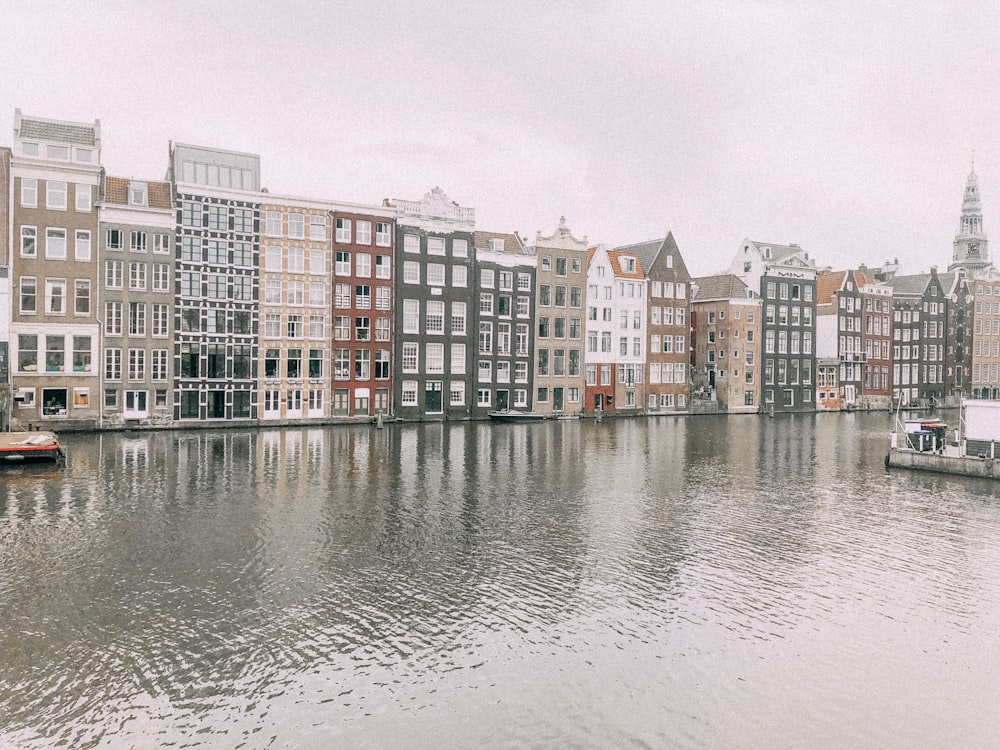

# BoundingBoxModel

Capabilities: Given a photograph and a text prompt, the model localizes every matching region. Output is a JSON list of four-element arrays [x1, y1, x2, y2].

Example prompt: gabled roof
[[103, 176, 173, 210], [746, 239, 810, 265], [474, 230, 526, 255], [816, 270, 847, 304], [616, 238, 663, 276], [887, 273, 935, 296], [607, 249, 645, 279], [614, 232, 691, 279], [691, 274, 752, 302]]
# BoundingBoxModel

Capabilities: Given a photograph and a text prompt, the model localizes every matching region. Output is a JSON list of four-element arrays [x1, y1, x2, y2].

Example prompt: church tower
[[949, 161, 992, 273]]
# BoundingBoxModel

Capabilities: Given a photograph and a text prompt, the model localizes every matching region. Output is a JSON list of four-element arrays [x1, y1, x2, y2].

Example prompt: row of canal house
[[7, 109, 1000, 430]]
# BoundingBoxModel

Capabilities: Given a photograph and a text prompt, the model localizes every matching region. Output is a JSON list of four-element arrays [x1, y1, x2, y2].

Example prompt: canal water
[[2, 413, 1000, 749]]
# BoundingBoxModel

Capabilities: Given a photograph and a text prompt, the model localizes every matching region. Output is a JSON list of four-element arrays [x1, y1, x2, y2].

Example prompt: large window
[[46, 228, 67, 259]]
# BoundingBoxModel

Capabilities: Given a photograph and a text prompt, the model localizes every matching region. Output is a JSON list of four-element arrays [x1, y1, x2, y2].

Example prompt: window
[[288, 314, 304, 339], [287, 349, 303, 379], [75, 184, 91, 212], [356, 253, 372, 278], [376, 286, 390, 311], [375, 317, 390, 341], [402, 343, 419, 372], [310, 282, 326, 307], [266, 211, 283, 236], [401, 381, 418, 405], [288, 280, 304, 305], [130, 231, 147, 253], [20, 226, 37, 257], [426, 343, 444, 373], [128, 349, 146, 381], [46, 228, 67, 259], [207, 205, 227, 231], [355, 316, 371, 341], [288, 247, 305, 273], [336, 251, 351, 276], [556, 257, 568, 276], [451, 302, 467, 334], [105, 348, 122, 381], [20, 277, 36, 313], [376, 222, 392, 246], [288, 213, 305, 239], [355, 284, 371, 309], [128, 302, 146, 335], [129, 262, 147, 290], [335, 217, 351, 242], [375, 349, 391, 380], [21, 178, 37, 207], [45, 278, 66, 315], [453, 265, 468, 287], [46, 335, 65, 372], [453, 238, 468, 257], [404, 234, 420, 253], [152, 350, 169, 382], [74, 280, 90, 315], [152, 263, 171, 292], [310, 248, 327, 274], [428, 264, 446, 286], [310, 214, 328, 240], [426, 301, 445, 333], [376, 254, 391, 279], [47, 181, 67, 210]]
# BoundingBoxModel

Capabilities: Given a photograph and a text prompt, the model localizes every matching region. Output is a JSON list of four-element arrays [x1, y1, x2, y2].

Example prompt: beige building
[[530, 217, 589, 415]]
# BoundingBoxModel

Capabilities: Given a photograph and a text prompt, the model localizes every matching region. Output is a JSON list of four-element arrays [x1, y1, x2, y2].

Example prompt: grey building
[[888, 269, 947, 406], [98, 175, 175, 426], [167, 143, 260, 422], [730, 239, 817, 412], [472, 231, 536, 416], [386, 187, 476, 420]]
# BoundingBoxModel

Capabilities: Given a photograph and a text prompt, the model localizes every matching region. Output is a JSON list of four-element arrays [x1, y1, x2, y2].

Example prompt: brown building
[[9, 109, 102, 429], [690, 274, 761, 412]]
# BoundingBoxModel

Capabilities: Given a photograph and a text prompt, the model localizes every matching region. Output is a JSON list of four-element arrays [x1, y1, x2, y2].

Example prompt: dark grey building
[[472, 231, 536, 416], [386, 188, 476, 420], [730, 239, 817, 412]]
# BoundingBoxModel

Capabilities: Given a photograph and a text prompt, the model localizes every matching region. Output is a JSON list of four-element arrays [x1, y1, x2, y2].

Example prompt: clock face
[[969, 242, 980, 255]]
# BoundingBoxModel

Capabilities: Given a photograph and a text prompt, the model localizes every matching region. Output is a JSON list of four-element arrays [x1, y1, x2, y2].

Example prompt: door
[[553, 387, 564, 411], [496, 390, 509, 411], [124, 390, 149, 419], [425, 381, 443, 413]]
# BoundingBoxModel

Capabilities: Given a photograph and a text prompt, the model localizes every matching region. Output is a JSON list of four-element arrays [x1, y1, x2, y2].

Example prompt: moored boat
[[885, 399, 1000, 479], [488, 410, 548, 422], [0, 431, 66, 465]]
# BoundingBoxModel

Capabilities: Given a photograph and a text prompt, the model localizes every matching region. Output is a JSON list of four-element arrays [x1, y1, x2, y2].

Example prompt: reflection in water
[[2, 414, 1000, 748]]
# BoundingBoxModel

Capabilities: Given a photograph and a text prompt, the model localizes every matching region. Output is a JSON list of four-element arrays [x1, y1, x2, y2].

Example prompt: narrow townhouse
[[623, 233, 692, 414], [971, 268, 1000, 398], [9, 110, 102, 429], [98, 176, 175, 426], [816, 269, 863, 407], [887, 269, 947, 407], [943, 271, 973, 401], [860, 277, 893, 409], [330, 206, 396, 418], [608, 247, 648, 412], [167, 143, 260, 422], [0, 146, 10, 430], [584, 245, 615, 412], [259, 195, 332, 422], [386, 187, 475, 420], [690, 274, 761, 412], [472, 231, 536, 415], [531, 217, 589, 415], [730, 239, 817, 412]]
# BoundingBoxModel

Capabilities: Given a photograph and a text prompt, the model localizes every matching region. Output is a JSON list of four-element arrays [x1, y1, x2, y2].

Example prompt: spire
[[950, 158, 991, 273]]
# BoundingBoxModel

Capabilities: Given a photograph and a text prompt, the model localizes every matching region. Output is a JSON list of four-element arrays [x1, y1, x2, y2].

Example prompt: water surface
[[2, 413, 999, 748]]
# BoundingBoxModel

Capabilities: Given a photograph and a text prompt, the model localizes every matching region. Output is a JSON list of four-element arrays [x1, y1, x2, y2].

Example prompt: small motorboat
[[0, 431, 66, 465]]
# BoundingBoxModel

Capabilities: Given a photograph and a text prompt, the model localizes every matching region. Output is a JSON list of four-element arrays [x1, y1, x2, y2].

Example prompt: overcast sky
[[4, 1, 998, 278]]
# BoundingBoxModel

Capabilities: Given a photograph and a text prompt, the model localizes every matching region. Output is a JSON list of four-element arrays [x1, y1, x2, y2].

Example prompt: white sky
[[3, 1, 998, 278]]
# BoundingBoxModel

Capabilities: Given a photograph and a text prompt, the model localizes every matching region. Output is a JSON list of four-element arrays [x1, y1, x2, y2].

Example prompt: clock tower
[[950, 162, 993, 273]]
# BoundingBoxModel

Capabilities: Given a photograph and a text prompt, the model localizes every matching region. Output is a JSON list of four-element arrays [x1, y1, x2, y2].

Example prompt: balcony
[[839, 353, 867, 363]]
